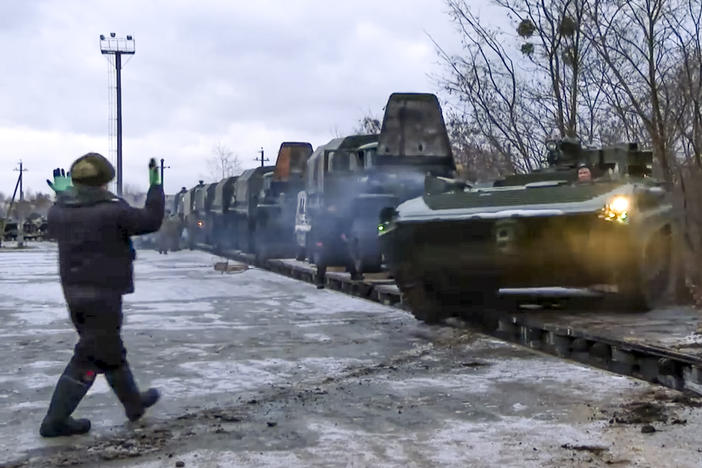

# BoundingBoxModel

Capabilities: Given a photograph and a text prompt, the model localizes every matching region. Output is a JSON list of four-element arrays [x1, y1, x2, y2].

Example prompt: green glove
[[148, 158, 161, 186], [46, 168, 72, 193]]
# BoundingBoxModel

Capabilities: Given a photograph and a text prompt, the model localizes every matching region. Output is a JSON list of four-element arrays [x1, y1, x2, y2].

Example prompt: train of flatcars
[[157, 92, 456, 286]]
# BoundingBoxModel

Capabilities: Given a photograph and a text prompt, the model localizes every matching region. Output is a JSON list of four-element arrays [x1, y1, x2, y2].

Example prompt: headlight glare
[[601, 195, 631, 224], [609, 196, 629, 214]]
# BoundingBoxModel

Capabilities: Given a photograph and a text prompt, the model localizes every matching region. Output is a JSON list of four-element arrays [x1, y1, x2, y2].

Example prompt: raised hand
[[46, 168, 72, 193]]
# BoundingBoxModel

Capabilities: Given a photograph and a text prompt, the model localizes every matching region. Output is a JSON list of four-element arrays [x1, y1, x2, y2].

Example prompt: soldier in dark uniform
[[40, 153, 164, 437]]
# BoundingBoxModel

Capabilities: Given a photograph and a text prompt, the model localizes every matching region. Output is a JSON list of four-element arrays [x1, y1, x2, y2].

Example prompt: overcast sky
[[0, 0, 495, 196]]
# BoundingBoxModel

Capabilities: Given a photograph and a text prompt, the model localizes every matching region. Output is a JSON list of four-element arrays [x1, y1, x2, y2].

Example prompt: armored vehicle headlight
[[378, 207, 398, 234], [601, 195, 630, 224], [609, 196, 629, 214]]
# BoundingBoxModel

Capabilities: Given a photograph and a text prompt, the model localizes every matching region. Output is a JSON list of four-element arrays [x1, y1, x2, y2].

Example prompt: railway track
[[197, 243, 702, 397]]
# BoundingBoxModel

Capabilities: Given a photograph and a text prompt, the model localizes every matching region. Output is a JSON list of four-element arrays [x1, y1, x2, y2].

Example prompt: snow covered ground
[[1, 243, 701, 467]]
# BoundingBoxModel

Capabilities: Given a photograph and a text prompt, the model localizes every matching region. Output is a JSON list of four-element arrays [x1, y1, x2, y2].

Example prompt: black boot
[[105, 365, 160, 422], [40, 374, 92, 437]]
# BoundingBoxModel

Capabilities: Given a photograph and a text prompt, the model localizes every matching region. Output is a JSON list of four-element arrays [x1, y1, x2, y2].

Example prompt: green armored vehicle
[[380, 139, 673, 323]]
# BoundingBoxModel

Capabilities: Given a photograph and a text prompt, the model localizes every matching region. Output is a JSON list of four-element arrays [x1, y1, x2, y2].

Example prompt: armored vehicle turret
[[380, 139, 673, 323]]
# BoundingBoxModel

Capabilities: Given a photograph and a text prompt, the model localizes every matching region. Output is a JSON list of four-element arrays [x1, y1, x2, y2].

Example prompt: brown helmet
[[70, 153, 115, 186]]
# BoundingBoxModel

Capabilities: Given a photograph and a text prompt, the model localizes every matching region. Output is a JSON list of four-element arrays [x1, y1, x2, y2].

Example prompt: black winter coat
[[48, 185, 164, 294]]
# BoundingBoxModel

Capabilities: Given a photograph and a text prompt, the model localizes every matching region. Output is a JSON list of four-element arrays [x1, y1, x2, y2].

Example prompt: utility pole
[[100, 33, 135, 198], [255, 147, 269, 168], [160, 158, 171, 187], [1, 168, 22, 248], [13, 161, 27, 248]]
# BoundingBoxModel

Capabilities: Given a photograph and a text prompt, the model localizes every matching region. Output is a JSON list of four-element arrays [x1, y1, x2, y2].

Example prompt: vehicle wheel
[[400, 280, 451, 324], [394, 268, 451, 324], [617, 229, 671, 311], [349, 221, 382, 274]]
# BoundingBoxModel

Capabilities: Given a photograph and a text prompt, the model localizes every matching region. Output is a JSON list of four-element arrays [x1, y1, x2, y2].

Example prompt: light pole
[[100, 33, 135, 197]]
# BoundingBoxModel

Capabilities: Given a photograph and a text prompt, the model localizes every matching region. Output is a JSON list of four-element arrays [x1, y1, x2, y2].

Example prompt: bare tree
[[499, 0, 591, 137], [666, 0, 702, 167], [208, 143, 241, 181], [435, 2, 538, 173], [585, 0, 683, 182], [435, 0, 601, 177], [353, 113, 382, 134], [446, 112, 515, 181]]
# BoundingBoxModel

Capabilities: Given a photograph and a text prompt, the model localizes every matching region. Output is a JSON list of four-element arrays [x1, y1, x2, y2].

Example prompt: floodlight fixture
[[100, 33, 135, 56], [99, 33, 135, 197]]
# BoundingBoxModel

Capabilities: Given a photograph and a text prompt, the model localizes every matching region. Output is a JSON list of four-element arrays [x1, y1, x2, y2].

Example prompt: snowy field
[[0, 243, 700, 467]]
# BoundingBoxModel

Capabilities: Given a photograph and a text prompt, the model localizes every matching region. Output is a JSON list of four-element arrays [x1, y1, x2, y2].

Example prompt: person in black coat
[[40, 153, 165, 437]]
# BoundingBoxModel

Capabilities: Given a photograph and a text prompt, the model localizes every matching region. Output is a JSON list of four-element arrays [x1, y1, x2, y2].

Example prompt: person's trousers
[[45, 287, 144, 421]]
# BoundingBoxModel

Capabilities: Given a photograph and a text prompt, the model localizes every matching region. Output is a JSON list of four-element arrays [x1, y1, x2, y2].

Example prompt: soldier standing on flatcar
[[40, 153, 164, 437]]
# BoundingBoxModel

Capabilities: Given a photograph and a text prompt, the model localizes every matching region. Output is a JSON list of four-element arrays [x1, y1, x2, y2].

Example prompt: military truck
[[164, 187, 187, 250], [230, 165, 275, 252], [178, 181, 206, 249], [208, 176, 238, 250], [380, 139, 673, 323], [294, 134, 379, 281], [252, 142, 313, 261], [193, 182, 217, 244], [295, 92, 456, 285], [2, 221, 18, 241]]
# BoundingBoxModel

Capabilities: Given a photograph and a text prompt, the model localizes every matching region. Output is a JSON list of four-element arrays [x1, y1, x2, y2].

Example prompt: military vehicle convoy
[[167, 93, 456, 280], [380, 138, 673, 323], [294, 93, 456, 284], [169, 142, 313, 257], [164, 95, 672, 324]]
